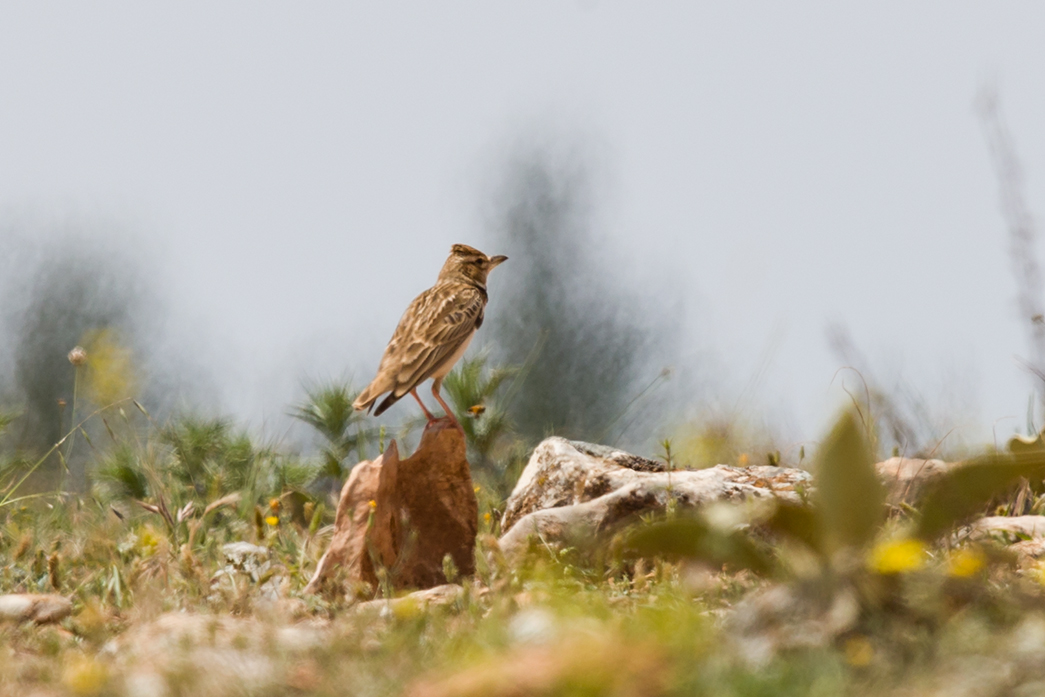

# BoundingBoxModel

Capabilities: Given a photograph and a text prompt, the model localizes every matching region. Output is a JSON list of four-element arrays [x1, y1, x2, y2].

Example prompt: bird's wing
[[377, 283, 485, 399], [389, 284, 484, 396]]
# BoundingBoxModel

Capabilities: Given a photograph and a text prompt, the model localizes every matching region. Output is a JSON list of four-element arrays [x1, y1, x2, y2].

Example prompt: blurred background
[[2, 2, 1045, 472]]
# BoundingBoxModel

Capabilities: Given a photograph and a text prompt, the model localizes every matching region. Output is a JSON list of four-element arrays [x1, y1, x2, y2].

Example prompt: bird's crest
[[450, 243, 485, 258]]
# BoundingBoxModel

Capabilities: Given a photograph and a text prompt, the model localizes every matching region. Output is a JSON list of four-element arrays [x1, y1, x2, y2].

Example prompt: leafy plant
[[625, 516, 772, 575], [289, 381, 375, 486], [160, 416, 257, 496], [915, 451, 1045, 540], [96, 444, 149, 500], [443, 351, 517, 478], [624, 407, 1045, 657], [813, 410, 885, 553], [627, 409, 886, 570]]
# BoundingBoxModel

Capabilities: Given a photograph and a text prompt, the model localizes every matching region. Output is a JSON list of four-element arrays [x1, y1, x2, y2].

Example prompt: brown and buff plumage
[[353, 244, 507, 429]]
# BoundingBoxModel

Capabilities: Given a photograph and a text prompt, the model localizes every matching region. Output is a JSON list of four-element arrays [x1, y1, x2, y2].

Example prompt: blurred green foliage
[[623, 408, 1045, 679], [813, 410, 885, 553], [289, 381, 376, 488], [160, 416, 258, 496], [915, 452, 1045, 540]]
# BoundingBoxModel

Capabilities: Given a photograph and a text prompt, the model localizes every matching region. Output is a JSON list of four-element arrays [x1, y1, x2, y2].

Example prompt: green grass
[[0, 507, 1040, 696]]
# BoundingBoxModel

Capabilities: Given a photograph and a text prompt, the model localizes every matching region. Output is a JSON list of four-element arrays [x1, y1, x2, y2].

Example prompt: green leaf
[[623, 517, 772, 574], [916, 451, 1045, 540], [764, 501, 824, 555], [288, 380, 375, 474], [814, 410, 884, 552]]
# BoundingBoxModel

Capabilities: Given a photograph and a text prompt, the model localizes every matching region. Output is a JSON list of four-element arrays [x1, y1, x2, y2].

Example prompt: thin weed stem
[[0, 397, 134, 508], [59, 365, 82, 490]]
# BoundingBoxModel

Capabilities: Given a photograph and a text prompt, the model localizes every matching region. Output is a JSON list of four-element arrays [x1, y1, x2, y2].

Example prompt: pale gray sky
[[2, 3, 1044, 448]]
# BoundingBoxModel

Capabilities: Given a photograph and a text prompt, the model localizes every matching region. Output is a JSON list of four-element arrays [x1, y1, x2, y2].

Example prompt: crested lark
[[353, 244, 507, 430]]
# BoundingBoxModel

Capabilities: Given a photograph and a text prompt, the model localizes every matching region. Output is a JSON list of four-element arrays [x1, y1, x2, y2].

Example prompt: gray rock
[[498, 437, 811, 559], [968, 516, 1045, 568], [970, 515, 1045, 541], [729, 584, 861, 666], [564, 440, 666, 472], [104, 612, 328, 697], [875, 456, 960, 506], [215, 542, 281, 599], [221, 542, 269, 572]]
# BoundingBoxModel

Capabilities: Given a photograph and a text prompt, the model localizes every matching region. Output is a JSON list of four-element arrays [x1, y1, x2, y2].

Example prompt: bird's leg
[[431, 378, 464, 434], [411, 389, 436, 422]]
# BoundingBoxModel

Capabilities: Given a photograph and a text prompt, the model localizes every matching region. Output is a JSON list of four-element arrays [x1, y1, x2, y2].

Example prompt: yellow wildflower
[[1029, 561, 1045, 586], [844, 635, 874, 667], [265, 516, 279, 527], [368, 500, 377, 510], [62, 656, 108, 695], [139, 526, 161, 555], [948, 547, 986, 578], [869, 538, 925, 574], [269, 498, 281, 511]]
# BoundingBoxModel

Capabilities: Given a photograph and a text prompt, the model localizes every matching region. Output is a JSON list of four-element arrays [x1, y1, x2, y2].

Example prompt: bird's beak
[[489, 255, 508, 268]]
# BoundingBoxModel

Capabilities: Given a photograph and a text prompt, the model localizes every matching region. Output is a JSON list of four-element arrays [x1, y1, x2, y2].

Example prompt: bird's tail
[[355, 373, 406, 415], [353, 382, 403, 417], [352, 382, 381, 413], [372, 392, 402, 416]]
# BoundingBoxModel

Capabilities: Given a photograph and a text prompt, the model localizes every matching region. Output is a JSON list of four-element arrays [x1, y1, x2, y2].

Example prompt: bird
[[353, 243, 507, 431]]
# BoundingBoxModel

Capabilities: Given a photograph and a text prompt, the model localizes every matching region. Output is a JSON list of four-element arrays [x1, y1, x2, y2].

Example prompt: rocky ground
[[4, 424, 1045, 696]]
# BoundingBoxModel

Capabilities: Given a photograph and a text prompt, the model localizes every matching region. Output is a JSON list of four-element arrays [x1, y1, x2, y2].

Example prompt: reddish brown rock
[[0, 593, 72, 624], [305, 418, 477, 596], [303, 444, 399, 595]]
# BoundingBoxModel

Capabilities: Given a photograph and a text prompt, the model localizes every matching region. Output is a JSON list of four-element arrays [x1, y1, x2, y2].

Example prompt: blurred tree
[[0, 231, 147, 475], [484, 141, 669, 445]]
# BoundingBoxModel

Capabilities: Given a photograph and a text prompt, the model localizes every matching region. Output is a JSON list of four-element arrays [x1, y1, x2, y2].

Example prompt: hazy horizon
[[3, 3, 1045, 456]]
